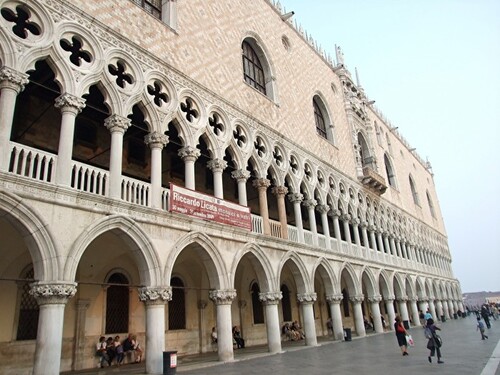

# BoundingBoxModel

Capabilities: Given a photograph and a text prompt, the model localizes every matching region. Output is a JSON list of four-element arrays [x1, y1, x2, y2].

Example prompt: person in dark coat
[[394, 315, 409, 356], [425, 318, 443, 364]]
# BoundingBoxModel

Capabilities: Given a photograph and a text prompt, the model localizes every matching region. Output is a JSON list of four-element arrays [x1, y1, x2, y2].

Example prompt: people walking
[[425, 318, 443, 364], [394, 315, 409, 356], [477, 317, 489, 340]]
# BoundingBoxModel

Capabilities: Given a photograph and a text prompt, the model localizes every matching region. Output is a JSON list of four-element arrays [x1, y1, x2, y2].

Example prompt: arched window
[[280, 284, 292, 322], [375, 122, 382, 145], [427, 191, 436, 218], [313, 95, 334, 143], [251, 282, 264, 324], [169, 277, 186, 330], [384, 154, 396, 188], [409, 176, 419, 205], [242, 41, 266, 94], [105, 272, 129, 334], [16, 266, 39, 340], [386, 133, 393, 154], [357, 132, 371, 167]]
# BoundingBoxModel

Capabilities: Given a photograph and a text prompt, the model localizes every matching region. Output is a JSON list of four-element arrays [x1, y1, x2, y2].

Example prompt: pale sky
[[281, 0, 500, 293]]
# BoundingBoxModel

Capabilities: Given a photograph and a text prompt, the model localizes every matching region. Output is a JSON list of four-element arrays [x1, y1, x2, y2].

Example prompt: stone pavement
[[63, 316, 500, 375]]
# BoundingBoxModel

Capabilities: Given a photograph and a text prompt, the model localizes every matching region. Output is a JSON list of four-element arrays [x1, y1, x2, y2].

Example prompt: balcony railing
[[8, 143, 55, 183]]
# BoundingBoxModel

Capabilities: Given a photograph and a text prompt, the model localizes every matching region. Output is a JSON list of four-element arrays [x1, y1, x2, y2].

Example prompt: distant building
[[463, 291, 500, 307], [0, 1, 462, 374]]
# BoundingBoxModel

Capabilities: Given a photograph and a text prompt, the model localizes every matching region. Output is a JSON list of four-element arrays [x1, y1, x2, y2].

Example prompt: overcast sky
[[281, 0, 500, 293]]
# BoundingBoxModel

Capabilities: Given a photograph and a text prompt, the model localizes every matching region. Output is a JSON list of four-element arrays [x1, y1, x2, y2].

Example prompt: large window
[[242, 41, 266, 94], [312, 95, 334, 143], [169, 277, 186, 330], [251, 282, 264, 324], [313, 98, 327, 138], [105, 273, 129, 334], [16, 266, 39, 340], [409, 175, 419, 205], [384, 154, 396, 188], [280, 284, 292, 322], [131, 0, 161, 19], [427, 191, 436, 218]]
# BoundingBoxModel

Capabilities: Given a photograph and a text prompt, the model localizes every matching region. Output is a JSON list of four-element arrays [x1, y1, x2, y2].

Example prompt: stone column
[[317, 204, 331, 249], [0, 67, 29, 171], [397, 296, 410, 328], [30, 282, 77, 375], [352, 218, 361, 246], [350, 295, 366, 337], [209, 289, 236, 362], [259, 291, 283, 354], [443, 300, 451, 319], [104, 115, 131, 199], [385, 297, 396, 331], [409, 297, 420, 328], [73, 299, 90, 370], [428, 298, 437, 321], [54, 93, 86, 186], [377, 231, 385, 253], [231, 169, 250, 206], [139, 287, 171, 374], [253, 178, 271, 235], [383, 233, 391, 255], [396, 239, 403, 258], [207, 158, 227, 199], [178, 146, 200, 190], [326, 294, 344, 341], [303, 199, 318, 245], [402, 241, 409, 259], [360, 222, 369, 249], [288, 193, 304, 243], [435, 300, 444, 321], [197, 300, 207, 352], [452, 300, 459, 317], [329, 210, 342, 251], [297, 293, 318, 346], [272, 186, 289, 239], [389, 236, 397, 256], [369, 295, 384, 333], [418, 300, 428, 319], [145, 132, 168, 209], [369, 225, 378, 251], [341, 214, 352, 244]]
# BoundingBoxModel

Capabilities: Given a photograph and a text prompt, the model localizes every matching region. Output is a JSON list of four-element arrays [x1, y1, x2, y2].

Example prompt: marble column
[[297, 293, 318, 346], [138, 286, 171, 375], [360, 222, 369, 249], [178, 146, 200, 190], [303, 199, 318, 245], [436, 300, 444, 320], [352, 218, 361, 246], [0, 67, 29, 171], [383, 233, 391, 255], [369, 295, 384, 333], [398, 296, 410, 327], [389, 236, 397, 256], [31, 282, 77, 375], [73, 299, 90, 370], [395, 239, 402, 258], [259, 291, 283, 354], [329, 209, 342, 251], [409, 297, 420, 328], [351, 295, 366, 337], [376, 231, 385, 253], [369, 225, 378, 251], [145, 132, 168, 209], [54, 93, 86, 186], [197, 300, 208, 352], [104, 115, 131, 199], [207, 158, 227, 199], [272, 186, 289, 239], [418, 300, 429, 319], [428, 298, 437, 322], [253, 178, 271, 235], [385, 297, 396, 331], [288, 193, 304, 243], [317, 204, 331, 249], [341, 214, 352, 244], [326, 294, 344, 341], [209, 289, 236, 362], [231, 169, 250, 206]]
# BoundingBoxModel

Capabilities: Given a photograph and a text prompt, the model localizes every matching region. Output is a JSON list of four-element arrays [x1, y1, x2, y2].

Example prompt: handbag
[[406, 334, 414, 347], [433, 332, 442, 348]]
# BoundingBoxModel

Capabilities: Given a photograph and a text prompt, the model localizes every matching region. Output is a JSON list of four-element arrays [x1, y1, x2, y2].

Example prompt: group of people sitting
[[211, 326, 245, 349], [282, 321, 305, 341], [96, 334, 142, 368]]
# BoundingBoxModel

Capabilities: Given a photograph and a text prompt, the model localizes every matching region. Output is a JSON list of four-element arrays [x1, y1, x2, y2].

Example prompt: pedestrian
[[394, 315, 409, 356], [326, 318, 333, 335], [419, 310, 426, 327], [425, 318, 443, 364], [477, 317, 488, 340], [481, 305, 491, 329], [424, 309, 432, 323]]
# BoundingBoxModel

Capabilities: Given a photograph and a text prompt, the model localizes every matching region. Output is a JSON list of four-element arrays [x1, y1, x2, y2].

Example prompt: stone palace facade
[[0, 0, 463, 374]]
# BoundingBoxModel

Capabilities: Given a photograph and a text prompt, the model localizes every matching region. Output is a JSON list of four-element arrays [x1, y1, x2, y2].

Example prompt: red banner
[[169, 184, 251, 230]]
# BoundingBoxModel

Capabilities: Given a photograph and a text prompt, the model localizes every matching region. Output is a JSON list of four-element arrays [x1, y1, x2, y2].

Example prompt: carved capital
[[287, 192, 304, 204], [349, 295, 364, 303], [397, 295, 409, 302], [104, 114, 131, 134], [352, 218, 360, 226], [316, 204, 330, 214], [54, 93, 86, 114], [303, 199, 317, 209], [30, 282, 77, 305], [252, 178, 271, 190], [209, 289, 237, 305], [271, 186, 288, 197], [207, 158, 227, 172], [325, 294, 343, 304], [144, 131, 168, 149], [368, 295, 382, 303], [138, 286, 172, 304], [328, 209, 342, 218], [259, 291, 282, 305], [341, 214, 351, 222], [231, 169, 251, 181], [178, 146, 200, 161], [0, 66, 29, 92], [297, 292, 317, 304]]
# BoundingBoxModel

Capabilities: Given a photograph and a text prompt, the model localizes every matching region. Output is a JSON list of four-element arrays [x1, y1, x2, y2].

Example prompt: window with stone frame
[[409, 175, 420, 205], [242, 41, 266, 95], [168, 277, 186, 330], [105, 273, 129, 334], [313, 98, 327, 139], [384, 154, 396, 188], [130, 0, 161, 19], [426, 191, 436, 218], [251, 282, 264, 324], [16, 266, 39, 340]]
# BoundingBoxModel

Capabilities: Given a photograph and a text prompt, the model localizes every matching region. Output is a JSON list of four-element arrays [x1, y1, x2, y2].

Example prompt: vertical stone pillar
[[178, 146, 200, 190], [30, 282, 77, 375], [303, 199, 318, 245], [418, 300, 428, 320], [161, 0, 178, 29], [383, 233, 391, 255], [138, 287, 172, 375], [207, 158, 227, 199], [428, 298, 437, 322], [54, 93, 86, 186], [369, 225, 378, 251], [350, 295, 366, 337], [329, 210, 342, 251], [369, 295, 384, 333], [73, 299, 90, 370], [197, 300, 207, 352], [288, 193, 304, 243], [409, 297, 420, 328], [297, 293, 318, 346], [341, 214, 352, 244], [145, 132, 168, 208], [389, 236, 397, 256], [377, 231, 385, 253], [104, 115, 131, 199], [402, 241, 409, 259], [0, 67, 29, 171], [360, 222, 369, 249], [385, 297, 396, 331], [397, 296, 410, 327], [259, 291, 283, 354], [352, 218, 361, 246], [209, 289, 236, 362], [326, 294, 344, 341], [317, 204, 331, 249], [272, 186, 289, 239], [253, 178, 271, 235], [231, 169, 250, 206], [436, 300, 444, 320], [396, 239, 403, 258], [443, 300, 451, 319]]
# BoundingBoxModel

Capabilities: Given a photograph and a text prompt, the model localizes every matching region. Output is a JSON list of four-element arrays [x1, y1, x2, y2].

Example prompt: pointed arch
[[277, 251, 310, 294], [230, 243, 275, 292]]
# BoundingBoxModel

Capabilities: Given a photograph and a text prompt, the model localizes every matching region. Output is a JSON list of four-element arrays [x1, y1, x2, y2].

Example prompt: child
[[477, 317, 489, 340]]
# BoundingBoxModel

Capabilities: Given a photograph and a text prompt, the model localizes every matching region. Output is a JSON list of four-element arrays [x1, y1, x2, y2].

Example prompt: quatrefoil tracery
[[147, 81, 169, 107], [1, 5, 41, 39], [180, 98, 198, 122], [233, 126, 247, 148], [208, 113, 224, 137], [60, 36, 92, 67], [108, 61, 134, 89]]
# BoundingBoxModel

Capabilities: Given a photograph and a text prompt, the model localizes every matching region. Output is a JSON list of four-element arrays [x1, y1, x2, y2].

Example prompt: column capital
[[408, 296, 418, 302], [144, 131, 168, 149], [0, 66, 29, 92], [259, 291, 282, 305], [271, 185, 288, 196], [368, 295, 383, 303], [325, 294, 343, 303], [104, 114, 131, 134], [252, 178, 271, 190], [316, 204, 330, 214], [360, 221, 368, 228], [231, 169, 250, 182], [209, 289, 237, 305], [302, 199, 317, 209], [349, 295, 364, 303], [352, 217, 360, 226], [30, 282, 77, 305], [178, 146, 200, 161], [207, 158, 227, 172], [385, 295, 396, 302], [328, 209, 342, 218], [297, 292, 317, 304], [396, 295, 409, 302], [419, 296, 429, 303], [287, 192, 304, 204], [138, 286, 172, 305], [54, 93, 86, 114], [368, 224, 377, 232]]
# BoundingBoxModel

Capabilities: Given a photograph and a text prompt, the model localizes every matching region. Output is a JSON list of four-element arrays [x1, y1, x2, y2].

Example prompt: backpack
[[424, 327, 433, 339]]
